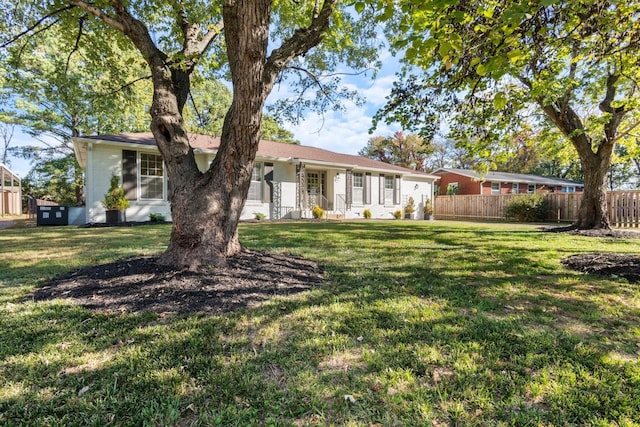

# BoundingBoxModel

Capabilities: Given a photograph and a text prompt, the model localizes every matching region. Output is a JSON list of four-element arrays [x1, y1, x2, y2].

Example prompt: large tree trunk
[[155, 2, 271, 269], [574, 147, 612, 228]]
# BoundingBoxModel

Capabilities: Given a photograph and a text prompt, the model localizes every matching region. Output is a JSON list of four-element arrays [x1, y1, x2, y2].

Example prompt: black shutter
[[379, 174, 385, 204], [262, 163, 273, 203], [394, 175, 401, 205], [345, 169, 353, 208], [122, 150, 137, 200], [364, 173, 371, 204]]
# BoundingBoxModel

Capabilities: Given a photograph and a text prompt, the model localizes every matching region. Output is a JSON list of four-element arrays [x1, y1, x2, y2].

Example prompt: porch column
[[296, 163, 306, 211]]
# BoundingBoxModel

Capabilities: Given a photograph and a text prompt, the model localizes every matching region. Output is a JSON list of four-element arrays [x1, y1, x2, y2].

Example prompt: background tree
[[0, 121, 14, 166], [1, 24, 152, 204], [3, 1, 379, 268], [359, 131, 430, 171], [21, 156, 78, 205], [185, 78, 299, 143], [371, 0, 640, 229]]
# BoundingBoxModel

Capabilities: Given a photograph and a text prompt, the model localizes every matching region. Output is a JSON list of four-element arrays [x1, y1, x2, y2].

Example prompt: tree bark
[[574, 144, 613, 229], [158, 1, 272, 268]]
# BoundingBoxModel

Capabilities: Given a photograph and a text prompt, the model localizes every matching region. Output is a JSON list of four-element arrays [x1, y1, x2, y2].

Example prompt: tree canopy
[[359, 131, 430, 171], [371, 0, 640, 228]]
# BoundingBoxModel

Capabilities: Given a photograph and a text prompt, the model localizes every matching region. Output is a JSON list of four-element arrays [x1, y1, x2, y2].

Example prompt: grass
[[1, 220, 640, 426]]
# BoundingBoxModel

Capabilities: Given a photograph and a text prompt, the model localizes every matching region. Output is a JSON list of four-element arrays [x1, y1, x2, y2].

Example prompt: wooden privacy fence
[[435, 190, 640, 228]]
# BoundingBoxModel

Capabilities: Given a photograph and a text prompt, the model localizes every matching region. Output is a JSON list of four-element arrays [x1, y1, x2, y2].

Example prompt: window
[[352, 173, 364, 205], [561, 186, 575, 193], [247, 163, 262, 201], [491, 182, 500, 194], [512, 183, 519, 194], [527, 184, 535, 193], [140, 153, 164, 199], [384, 175, 394, 204]]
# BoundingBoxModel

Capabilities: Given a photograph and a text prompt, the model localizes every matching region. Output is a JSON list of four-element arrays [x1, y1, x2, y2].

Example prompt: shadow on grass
[[1, 221, 639, 425]]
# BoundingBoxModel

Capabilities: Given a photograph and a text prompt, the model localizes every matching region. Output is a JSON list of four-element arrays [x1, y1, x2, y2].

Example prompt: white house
[[72, 133, 438, 223]]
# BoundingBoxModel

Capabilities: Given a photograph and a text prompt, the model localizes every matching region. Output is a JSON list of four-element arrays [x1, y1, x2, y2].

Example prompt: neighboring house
[[0, 163, 22, 216], [72, 133, 438, 223], [433, 168, 584, 196]]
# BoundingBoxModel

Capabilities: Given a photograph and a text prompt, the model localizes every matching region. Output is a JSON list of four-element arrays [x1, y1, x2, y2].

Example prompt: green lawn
[[1, 220, 639, 426]]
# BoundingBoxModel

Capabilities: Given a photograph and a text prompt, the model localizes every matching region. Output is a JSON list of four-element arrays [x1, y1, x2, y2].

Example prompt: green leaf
[[476, 63, 489, 76], [493, 92, 508, 110], [354, 2, 365, 14]]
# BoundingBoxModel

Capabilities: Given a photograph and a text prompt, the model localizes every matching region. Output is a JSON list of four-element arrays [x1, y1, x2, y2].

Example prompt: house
[[72, 133, 439, 223], [0, 163, 22, 216], [432, 168, 584, 195]]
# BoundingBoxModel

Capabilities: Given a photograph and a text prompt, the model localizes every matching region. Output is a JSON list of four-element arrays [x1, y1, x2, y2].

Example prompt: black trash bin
[[37, 206, 69, 226]]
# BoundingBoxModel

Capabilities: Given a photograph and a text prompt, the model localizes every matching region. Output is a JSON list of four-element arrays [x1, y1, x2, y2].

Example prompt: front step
[[325, 211, 344, 220]]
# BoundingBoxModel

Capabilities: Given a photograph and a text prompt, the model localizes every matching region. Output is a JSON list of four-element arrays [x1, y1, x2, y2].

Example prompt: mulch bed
[[547, 227, 640, 283], [561, 253, 640, 283], [31, 250, 324, 315]]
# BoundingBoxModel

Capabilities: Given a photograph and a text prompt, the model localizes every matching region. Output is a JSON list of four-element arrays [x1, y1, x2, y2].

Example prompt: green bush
[[311, 205, 324, 219], [504, 194, 549, 222], [254, 212, 266, 221], [363, 208, 372, 219], [101, 174, 130, 211], [149, 213, 166, 222]]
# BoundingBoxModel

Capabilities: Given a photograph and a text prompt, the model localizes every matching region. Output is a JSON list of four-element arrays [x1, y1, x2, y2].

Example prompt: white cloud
[[287, 102, 400, 156]]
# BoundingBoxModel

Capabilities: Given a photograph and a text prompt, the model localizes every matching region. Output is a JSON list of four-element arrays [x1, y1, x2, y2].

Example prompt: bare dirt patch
[[562, 253, 640, 283], [31, 250, 324, 315]]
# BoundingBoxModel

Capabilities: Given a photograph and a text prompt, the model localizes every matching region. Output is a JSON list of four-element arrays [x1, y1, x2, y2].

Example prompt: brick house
[[432, 168, 584, 196]]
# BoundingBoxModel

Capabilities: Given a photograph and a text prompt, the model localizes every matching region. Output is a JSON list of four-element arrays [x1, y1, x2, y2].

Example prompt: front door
[[307, 171, 326, 208]]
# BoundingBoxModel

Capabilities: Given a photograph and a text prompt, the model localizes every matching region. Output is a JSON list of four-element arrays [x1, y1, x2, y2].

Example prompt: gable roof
[[74, 132, 438, 178], [432, 168, 583, 187]]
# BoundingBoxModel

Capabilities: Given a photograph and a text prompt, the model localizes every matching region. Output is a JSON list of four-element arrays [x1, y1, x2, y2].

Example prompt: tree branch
[[0, 5, 74, 49], [599, 73, 622, 114], [92, 74, 153, 98], [192, 20, 224, 57], [67, 0, 126, 33], [65, 15, 87, 75], [263, 0, 337, 93]]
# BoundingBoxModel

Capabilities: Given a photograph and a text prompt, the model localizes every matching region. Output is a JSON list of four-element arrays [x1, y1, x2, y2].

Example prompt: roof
[[0, 163, 21, 181], [432, 168, 583, 187], [74, 132, 438, 179]]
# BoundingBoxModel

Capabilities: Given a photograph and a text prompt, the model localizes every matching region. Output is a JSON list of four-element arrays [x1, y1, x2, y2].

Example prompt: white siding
[[83, 142, 437, 224]]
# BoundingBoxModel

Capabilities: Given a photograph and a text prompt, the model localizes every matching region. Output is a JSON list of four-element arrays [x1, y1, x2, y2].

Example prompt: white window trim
[[527, 183, 535, 194], [490, 182, 500, 194], [247, 162, 263, 202], [139, 152, 166, 201], [384, 175, 394, 206], [352, 172, 364, 206]]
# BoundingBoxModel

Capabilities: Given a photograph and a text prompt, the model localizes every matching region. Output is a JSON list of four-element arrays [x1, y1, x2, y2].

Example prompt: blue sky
[[5, 51, 402, 179], [278, 56, 401, 156]]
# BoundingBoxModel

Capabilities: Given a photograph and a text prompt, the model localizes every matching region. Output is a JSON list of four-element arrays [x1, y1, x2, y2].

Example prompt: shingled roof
[[433, 168, 583, 187], [78, 132, 436, 177]]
